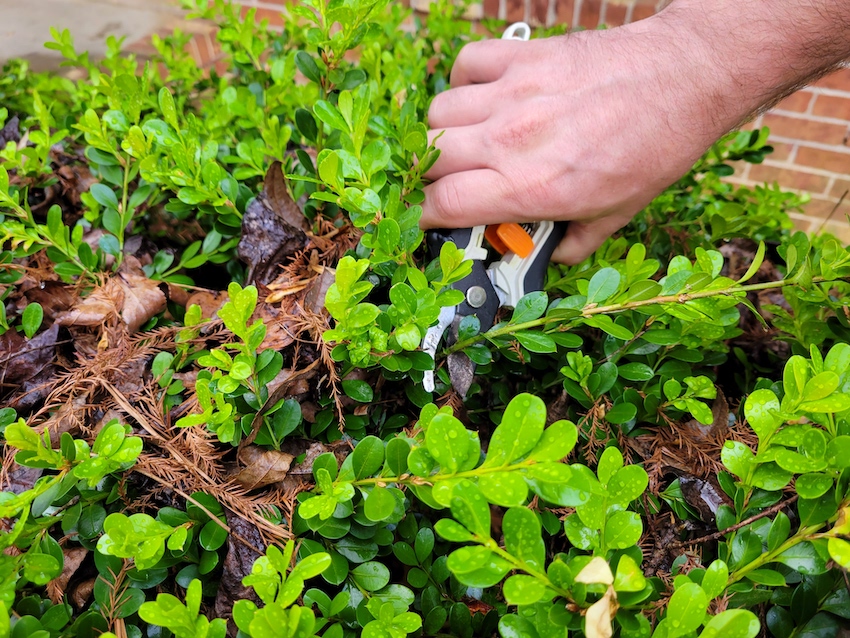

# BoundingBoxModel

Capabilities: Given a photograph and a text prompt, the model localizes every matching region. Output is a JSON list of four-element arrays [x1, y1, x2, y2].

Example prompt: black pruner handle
[[522, 221, 568, 293]]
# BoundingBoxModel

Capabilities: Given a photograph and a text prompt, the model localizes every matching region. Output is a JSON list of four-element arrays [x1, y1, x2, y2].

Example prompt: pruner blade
[[421, 305, 455, 393]]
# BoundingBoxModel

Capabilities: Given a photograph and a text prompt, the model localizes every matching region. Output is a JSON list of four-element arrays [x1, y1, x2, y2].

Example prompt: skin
[[420, 0, 850, 264]]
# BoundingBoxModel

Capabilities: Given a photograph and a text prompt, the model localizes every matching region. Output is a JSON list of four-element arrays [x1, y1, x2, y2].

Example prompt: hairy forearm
[[645, 0, 850, 135]]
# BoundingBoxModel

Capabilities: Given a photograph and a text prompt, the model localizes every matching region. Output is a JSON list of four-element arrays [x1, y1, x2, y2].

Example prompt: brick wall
[[127, 0, 850, 240]]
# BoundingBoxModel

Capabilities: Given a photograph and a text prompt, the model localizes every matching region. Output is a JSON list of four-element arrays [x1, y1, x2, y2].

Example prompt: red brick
[[819, 219, 850, 242], [191, 32, 217, 67], [814, 67, 850, 92], [796, 146, 850, 173], [601, 2, 628, 26], [774, 90, 813, 113], [812, 94, 850, 120], [830, 177, 850, 199], [579, 0, 602, 28], [788, 213, 814, 233], [506, 0, 526, 22], [748, 164, 829, 194], [765, 141, 794, 162], [531, 0, 549, 25], [803, 197, 850, 221], [483, 0, 500, 18], [555, 0, 575, 26], [240, 5, 286, 28], [629, 4, 656, 22], [761, 113, 849, 146]]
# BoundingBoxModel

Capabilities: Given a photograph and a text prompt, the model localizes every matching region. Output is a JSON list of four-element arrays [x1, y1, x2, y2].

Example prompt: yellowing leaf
[[575, 556, 614, 585], [584, 586, 617, 638]]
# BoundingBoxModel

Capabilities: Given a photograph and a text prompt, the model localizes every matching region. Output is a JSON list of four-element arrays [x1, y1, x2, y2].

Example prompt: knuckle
[[429, 179, 465, 225], [491, 113, 544, 151]]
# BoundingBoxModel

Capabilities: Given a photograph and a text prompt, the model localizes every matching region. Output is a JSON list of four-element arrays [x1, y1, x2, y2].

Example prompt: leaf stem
[[728, 522, 824, 585], [446, 275, 840, 355]]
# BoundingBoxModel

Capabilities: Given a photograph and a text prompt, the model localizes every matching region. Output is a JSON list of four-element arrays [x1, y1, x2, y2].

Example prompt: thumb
[[551, 215, 632, 265]]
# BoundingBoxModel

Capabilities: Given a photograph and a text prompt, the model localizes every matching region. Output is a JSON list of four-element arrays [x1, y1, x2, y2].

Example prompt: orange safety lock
[[484, 223, 534, 258]]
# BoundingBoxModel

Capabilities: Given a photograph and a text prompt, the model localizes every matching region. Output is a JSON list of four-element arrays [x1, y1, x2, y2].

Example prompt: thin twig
[[671, 494, 799, 549]]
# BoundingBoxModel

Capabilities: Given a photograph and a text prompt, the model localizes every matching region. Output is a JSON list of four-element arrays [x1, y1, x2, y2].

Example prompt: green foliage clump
[[1, 1, 850, 638]]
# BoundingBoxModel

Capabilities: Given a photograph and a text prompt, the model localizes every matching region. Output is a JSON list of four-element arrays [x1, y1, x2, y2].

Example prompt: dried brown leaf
[[56, 263, 165, 334], [255, 301, 297, 351], [185, 290, 228, 319], [0, 323, 59, 385], [48, 547, 88, 604], [264, 161, 309, 232], [238, 163, 308, 285], [56, 280, 121, 328], [232, 446, 294, 490], [118, 269, 166, 333], [71, 577, 96, 609], [584, 587, 617, 638]]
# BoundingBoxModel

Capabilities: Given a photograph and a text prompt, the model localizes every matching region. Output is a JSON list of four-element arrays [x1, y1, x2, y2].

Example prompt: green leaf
[[603, 511, 642, 549], [607, 465, 648, 505], [414, 528, 434, 563], [744, 389, 781, 442], [666, 582, 708, 636], [158, 87, 178, 129], [90, 183, 119, 209], [342, 379, 373, 402], [524, 462, 590, 507], [364, 487, 397, 522], [605, 403, 637, 425], [351, 562, 390, 591], [795, 473, 833, 499], [745, 569, 786, 586], [768, 512, 791, 552], [775, 541, 828, 575], [21, 303, 43, 339], [737, 241, 765, 284], [384, 437, 410, 476], [510, 291, 548, 323], [446, 546, 511, 587], [828, 537, 850, 569], [502, 507, 545, 571], [22, 553, 62, 585], [425, 414, 470, 474], [618, 362, 654, 381], [352, 436, 385, 479], [502, 575, 547, 606], [721, 441, 754, 480], [586, 267, 621, 304], [799, 394, 850, 413], [199, 521, 227, 551], [613, 554, 646, 592], [698, 610, 760, 638], [597, 447, 623, 485], [801, 371, 839, 402], [483, 393, 545, 467], [294, 51, 322, 83], [701, 559, 728, 600], [434, 518, 474, 542], [527, 420, 577, 462], [314, 100, 350, 133], [478, 471, 528, 507], [449, 480, 490, 538], [514, 331, 557, 353]]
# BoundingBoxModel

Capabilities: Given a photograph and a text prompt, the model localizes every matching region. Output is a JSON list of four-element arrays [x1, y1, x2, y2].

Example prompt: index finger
[[450, 39, 522, 87]]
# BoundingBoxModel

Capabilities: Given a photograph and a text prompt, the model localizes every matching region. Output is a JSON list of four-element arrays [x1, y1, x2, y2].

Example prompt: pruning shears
[[421, 21, 567, 396]]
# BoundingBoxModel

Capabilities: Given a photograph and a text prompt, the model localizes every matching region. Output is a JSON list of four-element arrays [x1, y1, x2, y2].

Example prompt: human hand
[[420, 15, 734, 264]]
